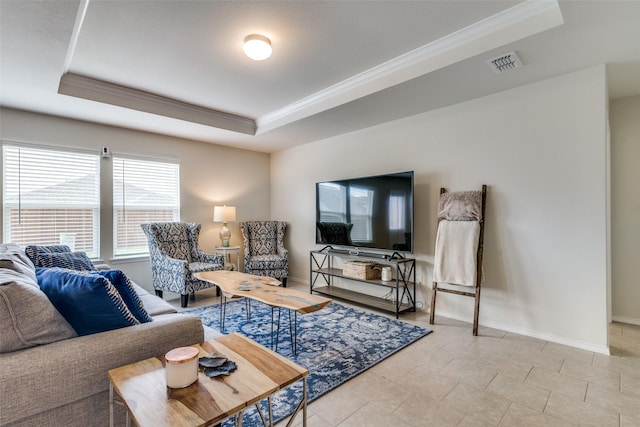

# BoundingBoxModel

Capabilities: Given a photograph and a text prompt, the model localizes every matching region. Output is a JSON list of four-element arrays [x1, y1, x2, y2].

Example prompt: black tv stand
[[310, 249, 416, 318]]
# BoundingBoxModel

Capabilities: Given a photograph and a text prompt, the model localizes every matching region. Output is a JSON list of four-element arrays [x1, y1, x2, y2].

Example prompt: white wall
[[271, 66, 610, 353], [610, 95, 640, 325], [0, 108, 271, 292]]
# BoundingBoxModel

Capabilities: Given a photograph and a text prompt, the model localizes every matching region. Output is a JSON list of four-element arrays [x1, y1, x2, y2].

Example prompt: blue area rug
[[183, 299, 431, 426]]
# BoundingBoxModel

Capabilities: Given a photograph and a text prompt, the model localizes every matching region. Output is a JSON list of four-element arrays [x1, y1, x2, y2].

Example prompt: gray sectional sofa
[[0, 244, 205, 426]]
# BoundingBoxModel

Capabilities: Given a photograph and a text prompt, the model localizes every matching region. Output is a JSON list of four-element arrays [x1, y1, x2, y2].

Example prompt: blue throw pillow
[[92, 270, 153, 323], [26, 246, 96, 271], [35, 268, 140, 336]]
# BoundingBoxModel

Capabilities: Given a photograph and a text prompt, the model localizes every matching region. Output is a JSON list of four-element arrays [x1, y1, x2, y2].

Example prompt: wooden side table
[[108, 333, 308, 427], [215, 246, 240, 271]]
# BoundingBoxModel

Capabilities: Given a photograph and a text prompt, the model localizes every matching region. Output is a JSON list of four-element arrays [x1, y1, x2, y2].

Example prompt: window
[[2, 144, 100, 257], [113, 157, 180, 257]]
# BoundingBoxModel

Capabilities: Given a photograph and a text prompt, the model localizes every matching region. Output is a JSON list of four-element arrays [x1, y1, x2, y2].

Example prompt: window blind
[[2, 144, 100, 257], [113, 157, 180, 257]]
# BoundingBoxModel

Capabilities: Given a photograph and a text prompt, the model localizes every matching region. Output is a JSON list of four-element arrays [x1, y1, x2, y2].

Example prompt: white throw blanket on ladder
[[433, 220, 480, 287]]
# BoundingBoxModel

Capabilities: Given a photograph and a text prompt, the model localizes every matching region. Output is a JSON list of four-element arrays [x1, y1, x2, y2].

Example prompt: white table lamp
[[213, 205, 236, 247]]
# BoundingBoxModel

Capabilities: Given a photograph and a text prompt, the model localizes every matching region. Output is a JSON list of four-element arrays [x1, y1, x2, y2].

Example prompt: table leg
[[287, 309, 296, 355], [268, 395, 273, 426], [110, 380, 131, 427], [303, 377, 308, 427], [275, 308, 282, 352], [109, 382, 114, 427], [234, 409, 244, 427], [221, 294, 228, 333]]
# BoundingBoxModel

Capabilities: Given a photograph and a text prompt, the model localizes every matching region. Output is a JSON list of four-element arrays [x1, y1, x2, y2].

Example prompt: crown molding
[[57, 0, 562, 137], [257, 0, 563, 134], [58, 72, 257, 135]]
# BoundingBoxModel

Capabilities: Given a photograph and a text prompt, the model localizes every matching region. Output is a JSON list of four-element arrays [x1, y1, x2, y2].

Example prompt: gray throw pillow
[[0, 245, 77, 353]]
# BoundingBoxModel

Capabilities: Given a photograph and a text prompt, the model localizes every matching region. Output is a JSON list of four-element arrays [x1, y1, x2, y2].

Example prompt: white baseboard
[[296, 275, 610, 355], [611, 315, 640, 326], [435, 309, 610, 355]]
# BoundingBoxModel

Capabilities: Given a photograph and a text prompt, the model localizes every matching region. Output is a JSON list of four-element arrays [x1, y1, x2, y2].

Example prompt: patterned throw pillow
[[25, 245, 96, 271], [25, 245, 71, 254], [92, 270, 153, 323], [35, 268, 140, 336]]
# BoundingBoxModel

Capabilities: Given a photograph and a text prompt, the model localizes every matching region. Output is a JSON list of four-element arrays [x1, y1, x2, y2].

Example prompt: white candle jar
[[381, 266, 393, 281], [165, 346, 199, 388]]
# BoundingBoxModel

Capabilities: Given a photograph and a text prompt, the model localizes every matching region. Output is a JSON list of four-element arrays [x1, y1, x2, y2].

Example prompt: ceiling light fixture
[[243, 34, 272, 61]]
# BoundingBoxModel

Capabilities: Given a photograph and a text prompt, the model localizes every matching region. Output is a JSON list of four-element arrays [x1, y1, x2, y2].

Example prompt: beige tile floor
[[170, 283, 640, 427]]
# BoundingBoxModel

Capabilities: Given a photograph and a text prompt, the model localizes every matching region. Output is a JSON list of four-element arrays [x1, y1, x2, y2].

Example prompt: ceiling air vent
[[487, 52, 523, 73]]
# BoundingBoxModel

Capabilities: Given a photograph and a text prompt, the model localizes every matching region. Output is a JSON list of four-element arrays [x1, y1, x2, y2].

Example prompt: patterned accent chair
[[239, 221, 288, 287], [141, 222, 224, 307]]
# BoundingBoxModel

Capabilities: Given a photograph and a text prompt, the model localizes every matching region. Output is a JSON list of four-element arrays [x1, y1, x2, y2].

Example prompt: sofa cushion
[[26, 245, 96, 271], [245, 254, 288, 270], [0, 244, 77, 353], [92, 270, 153, 323], [36, 268, 140, 336], [132, 282, 177, 316]]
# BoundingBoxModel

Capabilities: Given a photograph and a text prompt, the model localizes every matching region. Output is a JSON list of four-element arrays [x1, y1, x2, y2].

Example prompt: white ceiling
[[1, 0, 639, 153]]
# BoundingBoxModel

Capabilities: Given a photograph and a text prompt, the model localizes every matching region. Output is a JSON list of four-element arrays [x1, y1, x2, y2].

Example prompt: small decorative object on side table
[[215, 246, 240, 271]]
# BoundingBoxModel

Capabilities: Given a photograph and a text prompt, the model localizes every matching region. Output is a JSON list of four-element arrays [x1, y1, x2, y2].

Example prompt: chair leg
[[181, 294, 189, 308], [155, 289, 163, 299], [429, 282, 437, 325], [473, 286, 481, 336], [281, 277, 287, 288]]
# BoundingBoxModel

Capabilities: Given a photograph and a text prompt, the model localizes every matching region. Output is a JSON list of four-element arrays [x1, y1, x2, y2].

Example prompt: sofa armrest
[[0, 313, 204, 425]]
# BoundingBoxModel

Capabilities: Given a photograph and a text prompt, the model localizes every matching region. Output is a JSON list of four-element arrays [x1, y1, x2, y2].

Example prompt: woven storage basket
[[343, 261, 381, 280]]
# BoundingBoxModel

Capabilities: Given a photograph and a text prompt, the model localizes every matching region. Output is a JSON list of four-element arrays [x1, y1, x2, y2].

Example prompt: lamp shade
[[213, 206, 236, 223]]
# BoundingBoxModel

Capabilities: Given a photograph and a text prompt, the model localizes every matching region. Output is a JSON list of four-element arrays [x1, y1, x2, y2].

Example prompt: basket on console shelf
[[343, 261, 381, 280]]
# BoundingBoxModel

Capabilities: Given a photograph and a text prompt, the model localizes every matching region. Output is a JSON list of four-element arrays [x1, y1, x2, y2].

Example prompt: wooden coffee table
[[108, 333, 308, 427], [195, 271, 332, 354]]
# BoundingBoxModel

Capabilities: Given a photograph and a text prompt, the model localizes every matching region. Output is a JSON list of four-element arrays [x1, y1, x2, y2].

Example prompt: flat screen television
[[315, 171, 414, 254]]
